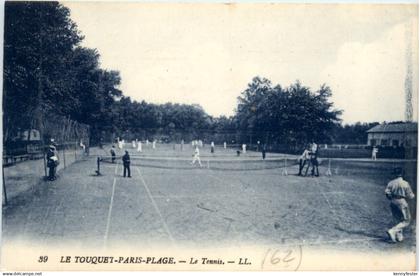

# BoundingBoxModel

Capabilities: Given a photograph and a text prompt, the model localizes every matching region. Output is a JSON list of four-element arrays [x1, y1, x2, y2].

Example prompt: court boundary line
[[103, 162, 119, 248], [135, 166, 176, 245], [117, 191, 346, 199]]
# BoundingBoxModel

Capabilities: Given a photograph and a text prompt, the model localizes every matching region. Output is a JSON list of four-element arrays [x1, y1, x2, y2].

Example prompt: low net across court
[[97, 154, 417, 181], [98, 155, 301, 171]]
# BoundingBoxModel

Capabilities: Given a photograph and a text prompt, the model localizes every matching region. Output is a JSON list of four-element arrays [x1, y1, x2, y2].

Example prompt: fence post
[[43, 149, 47, 178], [2, 166, 8, 206], [62, 145, 66, 169]]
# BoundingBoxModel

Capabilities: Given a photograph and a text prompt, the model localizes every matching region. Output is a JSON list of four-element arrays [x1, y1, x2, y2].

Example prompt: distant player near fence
[[80, 140, 86, 152], [261, 145, 266, 160], [372, 146, 378, 160], [110, 145, 116, 163]]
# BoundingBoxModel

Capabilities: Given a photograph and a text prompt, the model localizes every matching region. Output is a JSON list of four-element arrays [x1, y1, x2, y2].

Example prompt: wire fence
[[3, 114, 90, 205]]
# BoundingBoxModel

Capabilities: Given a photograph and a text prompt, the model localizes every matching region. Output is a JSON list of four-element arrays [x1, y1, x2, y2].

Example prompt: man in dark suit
[[122, 150, 131, 178]]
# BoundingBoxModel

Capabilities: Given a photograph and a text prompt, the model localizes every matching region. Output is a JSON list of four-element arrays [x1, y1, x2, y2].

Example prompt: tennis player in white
[[191, 146, 202, 167]]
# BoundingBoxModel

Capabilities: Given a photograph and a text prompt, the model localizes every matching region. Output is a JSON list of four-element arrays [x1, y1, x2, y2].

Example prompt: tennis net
[[99, 155, 300, 171]]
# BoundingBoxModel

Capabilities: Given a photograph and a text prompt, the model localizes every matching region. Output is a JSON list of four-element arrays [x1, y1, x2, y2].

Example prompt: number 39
[[38, 256, 48, 263]]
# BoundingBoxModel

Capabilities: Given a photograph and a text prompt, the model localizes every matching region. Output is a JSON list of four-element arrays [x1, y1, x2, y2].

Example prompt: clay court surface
[[2, 144, 417, 253]]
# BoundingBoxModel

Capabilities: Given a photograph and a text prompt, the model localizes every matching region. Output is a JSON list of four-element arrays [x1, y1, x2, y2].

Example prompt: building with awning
[[367, 122, 418, 148]]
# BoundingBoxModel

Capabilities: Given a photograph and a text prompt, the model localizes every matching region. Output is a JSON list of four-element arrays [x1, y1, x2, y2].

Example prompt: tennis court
[[2, 143, 416, 253]]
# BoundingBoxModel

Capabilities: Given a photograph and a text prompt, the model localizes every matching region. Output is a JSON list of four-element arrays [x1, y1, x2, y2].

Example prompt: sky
[[65, 2, 418, 124]]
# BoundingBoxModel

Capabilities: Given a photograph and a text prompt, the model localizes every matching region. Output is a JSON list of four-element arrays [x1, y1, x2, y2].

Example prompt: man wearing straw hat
[[385, 167, 415, 243]]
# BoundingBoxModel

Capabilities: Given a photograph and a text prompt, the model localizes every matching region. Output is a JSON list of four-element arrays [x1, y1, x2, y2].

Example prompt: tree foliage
[[3, 1, 121, 143], [5, 2, 377, 148], [235, 76, 342, 147]]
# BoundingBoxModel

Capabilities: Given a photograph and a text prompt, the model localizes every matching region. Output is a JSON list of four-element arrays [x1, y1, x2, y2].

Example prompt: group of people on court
[[103, 139, 415, 244], [109, 145, 131, 177], [297, 141, 319, 177], [116, 138, 157, 152]]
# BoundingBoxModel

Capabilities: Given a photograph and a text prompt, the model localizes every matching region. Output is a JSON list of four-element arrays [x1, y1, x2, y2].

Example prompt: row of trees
[[3, 2, 378, 149], [110, 76, 377, 148]]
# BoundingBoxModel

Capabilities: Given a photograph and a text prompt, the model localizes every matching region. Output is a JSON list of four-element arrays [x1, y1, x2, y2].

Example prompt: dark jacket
[[122, 153, 130, 164], [46, 149, 58, 167]]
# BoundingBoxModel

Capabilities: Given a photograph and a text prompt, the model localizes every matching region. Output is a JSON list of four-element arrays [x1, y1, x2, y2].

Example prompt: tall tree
[[3, 1, 83, 140]]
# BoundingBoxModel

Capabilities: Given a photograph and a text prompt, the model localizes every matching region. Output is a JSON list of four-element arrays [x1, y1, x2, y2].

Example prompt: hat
[[393, 167, 403, 177]]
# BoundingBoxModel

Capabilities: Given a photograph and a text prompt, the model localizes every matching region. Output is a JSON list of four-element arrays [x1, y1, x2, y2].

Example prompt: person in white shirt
[[191, 146, 202, 167], [132, 140, 136, 148], [298, 145, 311, 176], [385, 168, 415, 243], [242, 144, 247, 154], [152, 140, 156, 149], [311, 141, 318, 153], [137, 141, 142, 152], [211, 141, 215, 154], [372, 147, 378, 160], [223, 142, 227, 149], [80, 140, 86, 152]]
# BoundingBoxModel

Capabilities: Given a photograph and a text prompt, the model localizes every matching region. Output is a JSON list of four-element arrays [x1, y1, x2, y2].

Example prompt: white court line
[[320, 189, 334, 210], [103, 162, 119, 247], [130, 192, 346, 199], [135, 166, 176, 245]]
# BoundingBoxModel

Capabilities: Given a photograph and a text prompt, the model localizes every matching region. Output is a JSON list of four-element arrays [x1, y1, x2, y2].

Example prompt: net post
[[63, 144, 66, 169], [2, 166, 8, 206], [326, 158, 332, 177], [207, 159, 210, 169], [96, 157, 102, 176], [281, 157, 288, 176], [43, 145, 47, 178]]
